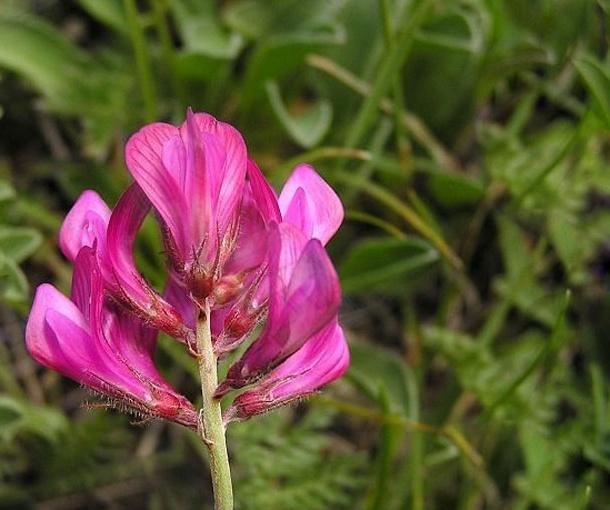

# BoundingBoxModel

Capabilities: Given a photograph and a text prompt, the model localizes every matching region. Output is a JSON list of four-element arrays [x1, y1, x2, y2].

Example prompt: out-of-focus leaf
[[265, 81, 332, 148], [339, 237, 438, 295], [575, 53, 610, 129], [0, 9, 130, 155], [0, 396, 69, 444], [173, 0, 244, 59], [426, 172, 485, 207], [223, 0, 346, 39], [77, 0, 128, 34], [0, 252, 28, 303], [514, 423, 587, 510], [423, 326, 554, 422], [348, 340, 412, 415], [547, 208, 588, 283], [0, 226, 42, 263], [0, 179, 15, 202], [243, 27, 345, 97]]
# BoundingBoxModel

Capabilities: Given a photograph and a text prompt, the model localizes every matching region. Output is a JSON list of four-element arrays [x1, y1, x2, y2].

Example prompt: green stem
[[123, 0, 157, 122], [344, 0, 431, 150], [379, 0, 412, 168], [196, 304, 233, 510], [305, 53, 458, 170], [150, 0, 185, 108]]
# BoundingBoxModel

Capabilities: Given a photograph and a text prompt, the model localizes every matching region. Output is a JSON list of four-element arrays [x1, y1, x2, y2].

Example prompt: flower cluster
[[25, 110, 349, 427]]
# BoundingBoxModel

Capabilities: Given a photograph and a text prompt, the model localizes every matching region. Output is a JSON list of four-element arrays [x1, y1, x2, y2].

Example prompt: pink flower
[[216, 222, 341, 395], [26, 109, 349, 425], [59, 187, 189, 340], [26, 246, 198, 428], [277, 163, 344, 245], [224, 320, 349, 422], [124, 109, 250, 298]]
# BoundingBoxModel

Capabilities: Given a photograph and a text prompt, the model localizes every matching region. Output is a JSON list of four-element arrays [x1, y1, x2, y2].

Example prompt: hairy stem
[[197, 303, 233, 510]]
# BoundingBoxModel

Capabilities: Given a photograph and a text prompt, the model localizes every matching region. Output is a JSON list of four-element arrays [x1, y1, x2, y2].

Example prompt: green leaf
[[173, 0, 244, 59], [0, 252, 29, 303], [0, 179, 16, 202], [265, 81, 332, 148], [76, 0, 128, 34], [230, 408, 366, 510], [348, 341, 413, 416], [0, 396, 69, 444], [339, 237, 438, 295], [0, 226, 42, 263], [223, 0, 346, 39], [242, 26, 345, 98], [426, 172, 485, 207], [575, 53, 610, 128], [0, 9, 131, 154]]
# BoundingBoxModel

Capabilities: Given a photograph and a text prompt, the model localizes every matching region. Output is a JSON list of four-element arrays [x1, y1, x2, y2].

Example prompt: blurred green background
[[2, 0, 610, 508]]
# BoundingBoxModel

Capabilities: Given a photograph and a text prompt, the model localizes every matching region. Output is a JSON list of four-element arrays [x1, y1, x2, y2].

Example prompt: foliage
[[1, 0, 610, 508]]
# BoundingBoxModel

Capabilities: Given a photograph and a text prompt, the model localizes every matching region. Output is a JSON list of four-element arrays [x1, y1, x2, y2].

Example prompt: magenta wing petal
[[218, 223, 341, 393], [59, 190, 111, 262], [106, 184, 187, 338], [278, 164, 344, 245], [225, 320, 349, 422], [125, 122, 190, 259], [246, 160, 281, 222], [164, 273, 195, 330], [26, 247, 198, 428], [181, 111, 248, 235], [26, 283, 91, 382]]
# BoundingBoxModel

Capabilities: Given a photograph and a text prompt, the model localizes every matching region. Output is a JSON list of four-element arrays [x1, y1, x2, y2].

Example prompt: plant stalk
[[123, 0, 157, 122], [196, 303, 233, 510]]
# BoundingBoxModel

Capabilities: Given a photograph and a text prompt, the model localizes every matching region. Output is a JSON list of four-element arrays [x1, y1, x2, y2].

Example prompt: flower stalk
[[196, 301, 233, 510]]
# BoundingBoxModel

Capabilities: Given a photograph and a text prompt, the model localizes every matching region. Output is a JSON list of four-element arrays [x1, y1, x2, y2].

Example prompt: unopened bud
[[225, 308, 256, 339], [187, 269, 215, 300], [213, 274, 244, 306]]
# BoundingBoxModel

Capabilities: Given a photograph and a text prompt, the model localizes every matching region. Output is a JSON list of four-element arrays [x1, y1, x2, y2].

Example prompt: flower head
[[26, 245, 198, 428], [26, 110, 349, 426]]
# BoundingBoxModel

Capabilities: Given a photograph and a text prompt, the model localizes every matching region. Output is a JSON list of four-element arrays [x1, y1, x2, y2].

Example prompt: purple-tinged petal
[[59, 190, 110, 262], [278, 164, 344, 244], [125, 122, 190, 259], [246, 160, 281, 223], [164, 273, 195, 330], [281, 187, 312, 239], [222, 194, 270, 276], [217, 223, 341, 394], [180, 110, 248, 235], [224, 320, 349, 422], [25, 283, 90, 381], [106, 184, 187, 339], [26, 249, 198, 429], [222, 161, 281, 280]]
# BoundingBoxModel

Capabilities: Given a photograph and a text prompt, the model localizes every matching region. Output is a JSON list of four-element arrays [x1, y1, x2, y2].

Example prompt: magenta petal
[[276, 238, 341, 346], [26, 283, 91, 381], [180, 111, 248, 234], [225, 320, 349, 422], [26, 248, 198, 429], [222, 194, 269, 276], [164, 273, 195, 330], [106, 184, 187, 339], [278, 164, 344, 244], [218, 223, 341, 393], [106, 184, 151, 302], [125, 122, 190, 259], [246, 160, 281, 223], [59, 190, 110, 262], [221, 160, 281, 275], [281, 187, 313, 239]]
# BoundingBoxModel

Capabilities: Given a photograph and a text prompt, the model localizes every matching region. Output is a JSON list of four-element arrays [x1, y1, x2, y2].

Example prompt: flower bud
[[212, 274, 244, 306]]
